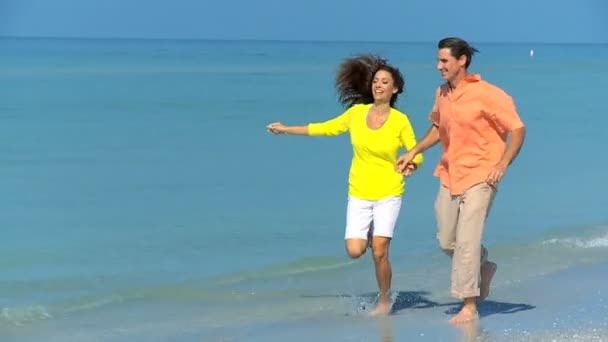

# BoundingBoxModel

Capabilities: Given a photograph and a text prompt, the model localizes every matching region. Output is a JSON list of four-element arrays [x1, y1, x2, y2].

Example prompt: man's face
[[436, 48, 467, 83]]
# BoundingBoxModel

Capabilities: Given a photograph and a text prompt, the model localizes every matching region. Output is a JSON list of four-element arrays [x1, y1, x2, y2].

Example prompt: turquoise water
[[0, 38, 607, 340]]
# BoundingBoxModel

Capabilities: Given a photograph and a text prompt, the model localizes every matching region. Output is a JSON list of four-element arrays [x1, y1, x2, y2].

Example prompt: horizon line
[[1, 35, 606, 45]]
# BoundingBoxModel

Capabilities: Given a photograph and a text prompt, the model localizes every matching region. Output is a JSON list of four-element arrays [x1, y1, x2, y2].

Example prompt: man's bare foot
[[369, 301, 392, 316], [478, 261, 497, 302], [449, 304, 478, 325]]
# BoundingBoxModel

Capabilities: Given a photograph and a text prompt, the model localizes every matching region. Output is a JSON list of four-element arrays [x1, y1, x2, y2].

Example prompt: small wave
[[62, 294, 127, 314], [0, 257, 353, 325], [0, 295, 130, 326], [206, 256, 355, 288], [265, 256, 355, 276], [542, 233, 608, 249], [0, 305, 52, 326]]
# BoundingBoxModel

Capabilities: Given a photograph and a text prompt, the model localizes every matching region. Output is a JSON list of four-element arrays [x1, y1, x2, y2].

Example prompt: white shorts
[[344, 196, 402, 240]]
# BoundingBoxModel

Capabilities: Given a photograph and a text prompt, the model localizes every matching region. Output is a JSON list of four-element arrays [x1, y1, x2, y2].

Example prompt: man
[[396, 37, 526, 324]]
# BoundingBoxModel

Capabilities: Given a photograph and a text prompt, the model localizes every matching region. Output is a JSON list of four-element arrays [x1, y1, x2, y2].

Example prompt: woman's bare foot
[[369, 301, 392, 316], [478, 261, 497, 302]]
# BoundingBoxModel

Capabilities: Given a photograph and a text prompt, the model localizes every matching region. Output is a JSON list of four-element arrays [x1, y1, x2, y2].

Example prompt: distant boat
[[529, 49, 534, 57]]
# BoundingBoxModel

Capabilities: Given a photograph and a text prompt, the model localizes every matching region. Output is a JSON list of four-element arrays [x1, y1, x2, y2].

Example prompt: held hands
[[267, 122, 287, 134], [395, 152, 418, 177], [396, 152, 414, 173]]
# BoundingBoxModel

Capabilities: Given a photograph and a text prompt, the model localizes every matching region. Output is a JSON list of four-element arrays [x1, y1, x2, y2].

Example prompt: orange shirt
[[429, 74, 524, 195]]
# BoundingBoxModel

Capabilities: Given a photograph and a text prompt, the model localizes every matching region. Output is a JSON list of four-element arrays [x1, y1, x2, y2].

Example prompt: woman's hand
[[402, 163, 418, 177], [267, 122, 287, 134]]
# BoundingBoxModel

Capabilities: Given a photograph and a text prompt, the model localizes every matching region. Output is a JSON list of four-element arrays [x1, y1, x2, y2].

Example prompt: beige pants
[[435, 182, 496, 299]]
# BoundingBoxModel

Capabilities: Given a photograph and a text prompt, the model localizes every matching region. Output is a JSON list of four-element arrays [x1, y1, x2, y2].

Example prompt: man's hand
[[396, 152, 415, 174], [486, 162, 507, 188]]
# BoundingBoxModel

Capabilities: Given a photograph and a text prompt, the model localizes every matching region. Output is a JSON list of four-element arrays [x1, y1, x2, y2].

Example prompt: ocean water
[[0, 38, 607, 341]]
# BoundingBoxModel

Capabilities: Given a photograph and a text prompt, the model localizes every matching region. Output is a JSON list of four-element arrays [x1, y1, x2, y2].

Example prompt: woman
[[267, 55, 423, 315]]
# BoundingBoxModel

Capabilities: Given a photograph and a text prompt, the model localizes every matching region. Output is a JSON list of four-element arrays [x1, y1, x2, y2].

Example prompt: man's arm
[[410, 124, 441, 156], [396, 124, 440, 173], [501, 127, 526, 166], [486, 126, 526, 185]]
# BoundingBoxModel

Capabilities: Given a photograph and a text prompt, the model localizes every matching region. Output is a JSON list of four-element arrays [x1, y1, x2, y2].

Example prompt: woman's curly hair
[[335, 54, 404, 108]]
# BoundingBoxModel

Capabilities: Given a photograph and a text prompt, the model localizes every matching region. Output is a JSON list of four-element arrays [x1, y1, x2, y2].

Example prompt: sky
[[0, 0, 606, 43]]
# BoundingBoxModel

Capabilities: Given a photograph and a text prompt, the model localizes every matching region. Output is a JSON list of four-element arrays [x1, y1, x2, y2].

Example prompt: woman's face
[[371, 69, 398, 103]]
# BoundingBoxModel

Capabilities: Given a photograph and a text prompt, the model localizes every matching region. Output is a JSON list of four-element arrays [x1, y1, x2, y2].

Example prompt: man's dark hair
[[438, 37, 479, 69]]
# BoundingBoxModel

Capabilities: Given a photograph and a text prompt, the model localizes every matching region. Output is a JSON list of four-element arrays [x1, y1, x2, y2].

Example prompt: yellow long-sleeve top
[[308, 104, 424, 200]]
